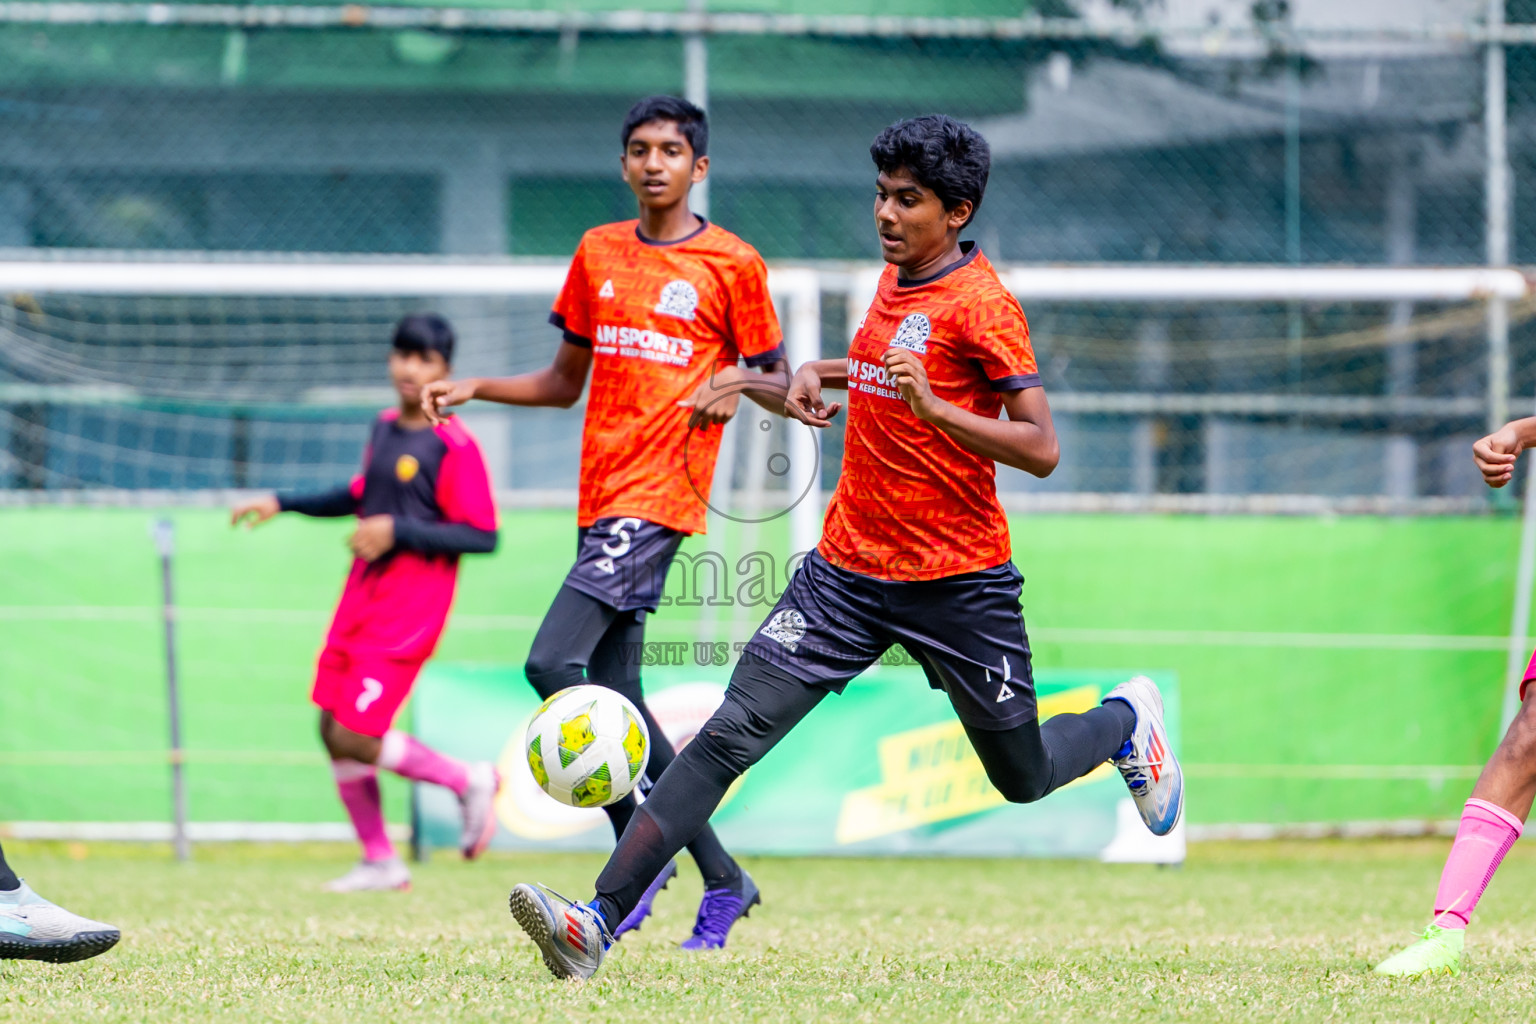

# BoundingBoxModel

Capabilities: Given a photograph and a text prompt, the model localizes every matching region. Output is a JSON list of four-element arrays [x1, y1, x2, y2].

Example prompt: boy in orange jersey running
[[423, 96, 788, 949], [504, 114, 1183, 982]]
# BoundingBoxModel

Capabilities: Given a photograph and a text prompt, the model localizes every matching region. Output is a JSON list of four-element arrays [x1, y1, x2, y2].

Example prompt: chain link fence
[[2, 3, 1535, 503]]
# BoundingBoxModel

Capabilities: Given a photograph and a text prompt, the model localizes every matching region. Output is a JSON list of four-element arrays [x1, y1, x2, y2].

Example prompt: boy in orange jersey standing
[[424, 96, 788, 949]]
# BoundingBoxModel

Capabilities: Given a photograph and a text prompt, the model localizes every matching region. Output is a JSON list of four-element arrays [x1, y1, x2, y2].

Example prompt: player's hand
[[230, 495, 280, 529], [421, 379, 477, 425], [349, 515, 395, 562], [1474, 424, 1525, 488], [679, 366, 743, 428], [785, 362, 841, 428], [883, 347, 943, 421]]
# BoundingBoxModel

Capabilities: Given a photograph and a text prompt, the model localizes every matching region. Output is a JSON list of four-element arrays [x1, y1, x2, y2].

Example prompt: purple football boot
[[613, 859, 678, 939], [680, 869, 760, 951]]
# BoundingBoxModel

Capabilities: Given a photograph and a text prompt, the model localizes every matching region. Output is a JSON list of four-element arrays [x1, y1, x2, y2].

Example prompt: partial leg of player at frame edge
[[524, 585, 759, 950], [1374, 673, 1536, 978], [507, 657, 1183, 981]]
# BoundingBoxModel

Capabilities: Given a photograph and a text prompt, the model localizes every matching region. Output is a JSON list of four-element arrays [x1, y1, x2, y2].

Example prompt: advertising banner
[[414, 662, 1184, 862]]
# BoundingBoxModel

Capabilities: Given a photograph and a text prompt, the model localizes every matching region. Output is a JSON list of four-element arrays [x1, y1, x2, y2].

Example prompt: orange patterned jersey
[[551, 219, 784, 535], [819, 244, 1040, 581]]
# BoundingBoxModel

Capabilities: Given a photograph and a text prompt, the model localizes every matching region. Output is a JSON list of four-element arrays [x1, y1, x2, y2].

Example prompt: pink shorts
[[1522, 648, 1536, 703], [311, 645, 424, 738]]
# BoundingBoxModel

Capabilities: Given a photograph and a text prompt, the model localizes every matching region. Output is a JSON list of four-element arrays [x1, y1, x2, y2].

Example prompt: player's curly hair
[[622, 95, 709, 158], [869, 115, 990, 227]]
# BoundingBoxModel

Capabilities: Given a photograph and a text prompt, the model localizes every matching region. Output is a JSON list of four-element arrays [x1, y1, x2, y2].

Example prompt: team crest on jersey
[[891, 313, 931, 353], [395, 454, 419, 483], [655, 279, 699, 321], [598, 279, 615, 299], [759, 608, 806, 652]]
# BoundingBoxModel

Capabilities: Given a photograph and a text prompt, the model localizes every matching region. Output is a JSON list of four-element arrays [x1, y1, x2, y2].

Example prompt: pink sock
[[1432, 797, 1524, 928], [377, 730, 469, 797], [333, 759, 396, 862]]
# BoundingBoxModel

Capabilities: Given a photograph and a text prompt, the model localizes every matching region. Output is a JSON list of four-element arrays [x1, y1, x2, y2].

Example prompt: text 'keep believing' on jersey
[[550, 218, 784, 536], [819, 242, 1042, 582]]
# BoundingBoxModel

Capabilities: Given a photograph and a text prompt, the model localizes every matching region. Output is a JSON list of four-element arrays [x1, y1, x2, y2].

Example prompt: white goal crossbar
[[3, 257, 1533, 720], [0, 257, 1525, 300]]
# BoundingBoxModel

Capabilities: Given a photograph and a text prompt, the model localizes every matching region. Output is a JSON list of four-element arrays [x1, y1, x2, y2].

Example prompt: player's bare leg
[[1467, 690, 1536, 819], [1376, 688, 1536, 976]]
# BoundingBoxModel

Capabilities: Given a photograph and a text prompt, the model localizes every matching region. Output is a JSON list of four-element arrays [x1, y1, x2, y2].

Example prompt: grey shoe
[[322, 858, 412, 893], [1102, 675, 1184, 836], [0, 881, 120, 963], [508, 882, 611, 981]]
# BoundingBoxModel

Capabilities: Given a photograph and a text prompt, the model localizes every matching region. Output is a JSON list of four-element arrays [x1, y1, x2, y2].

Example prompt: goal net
[[0, 258, 1529, 840]]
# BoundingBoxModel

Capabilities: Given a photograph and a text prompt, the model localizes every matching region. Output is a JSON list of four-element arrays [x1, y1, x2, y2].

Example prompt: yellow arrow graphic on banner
[[834, 685, 1113, 845]]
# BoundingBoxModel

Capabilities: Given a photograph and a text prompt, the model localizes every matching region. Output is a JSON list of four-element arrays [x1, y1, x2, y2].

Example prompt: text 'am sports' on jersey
[[550, 218, 784, 535], [818, 243, 1041, 582]]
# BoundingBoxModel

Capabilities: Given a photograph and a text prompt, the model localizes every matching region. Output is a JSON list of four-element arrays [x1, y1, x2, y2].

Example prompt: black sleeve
[[549, 311, 592, 348], [743, 343, 787, 368], [392, 518, 499, 557], [277, 485, 357, 518]]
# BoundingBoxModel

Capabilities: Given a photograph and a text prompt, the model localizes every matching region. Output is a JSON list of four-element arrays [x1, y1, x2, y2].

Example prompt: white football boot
[[323, 857, 412, 893], [0, 881, 121, 963], [460, 762, 503, 860], [1102, 675, 1184, 835]]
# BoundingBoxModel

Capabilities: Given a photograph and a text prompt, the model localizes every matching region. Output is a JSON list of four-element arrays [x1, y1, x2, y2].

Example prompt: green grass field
[[5, 839, 1536, 1022]]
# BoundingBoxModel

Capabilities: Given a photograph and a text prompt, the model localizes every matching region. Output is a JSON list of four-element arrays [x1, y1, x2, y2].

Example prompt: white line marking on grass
[[1030, 627, 1508, 651], [0, 607, 543, 629], [1185, 764, 1482, 780]]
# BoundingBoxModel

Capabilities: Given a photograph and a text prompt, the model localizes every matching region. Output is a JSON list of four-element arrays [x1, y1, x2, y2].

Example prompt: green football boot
[[1373, 924, 1465, 977]]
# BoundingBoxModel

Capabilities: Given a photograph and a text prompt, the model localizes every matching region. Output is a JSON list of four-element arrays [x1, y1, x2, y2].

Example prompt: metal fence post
[[152, 518, 191, 862], [1487, 0, 1511, 433], [685, 0, 709, 220]]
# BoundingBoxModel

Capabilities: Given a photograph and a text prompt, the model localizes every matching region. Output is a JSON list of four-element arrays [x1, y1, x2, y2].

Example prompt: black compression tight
[[593, 657, 1135, 927], [0, 839, 18, 891], [524, 585, 740, 890], [964, 698, 1136, 803]]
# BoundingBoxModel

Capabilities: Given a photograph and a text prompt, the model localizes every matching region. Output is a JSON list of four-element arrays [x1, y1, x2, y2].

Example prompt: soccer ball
[[525, 684, 650, 808]]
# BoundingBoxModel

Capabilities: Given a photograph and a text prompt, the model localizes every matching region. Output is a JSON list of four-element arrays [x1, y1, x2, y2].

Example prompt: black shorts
[[740, 549, 1037, 731], [561, 517, 687, 614]]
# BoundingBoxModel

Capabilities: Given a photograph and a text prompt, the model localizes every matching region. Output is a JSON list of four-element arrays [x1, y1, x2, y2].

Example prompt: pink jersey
[[325, 410, 497, 662]]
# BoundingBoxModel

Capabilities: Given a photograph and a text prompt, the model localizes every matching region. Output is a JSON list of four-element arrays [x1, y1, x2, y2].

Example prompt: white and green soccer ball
[[525, 684, 650, 808]]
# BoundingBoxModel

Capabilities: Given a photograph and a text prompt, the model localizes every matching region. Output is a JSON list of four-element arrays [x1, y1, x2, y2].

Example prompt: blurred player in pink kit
[[1376, 413, 1536, 975], [232, 313, 501, 892]]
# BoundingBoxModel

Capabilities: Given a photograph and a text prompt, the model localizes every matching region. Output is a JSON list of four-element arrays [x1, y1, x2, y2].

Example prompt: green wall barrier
[[0, 507, 1521, 829]]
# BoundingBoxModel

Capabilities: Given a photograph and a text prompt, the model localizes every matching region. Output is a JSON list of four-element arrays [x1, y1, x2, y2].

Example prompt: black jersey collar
[[636, 216, 710, 247], [895, 240, 979, 288]]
